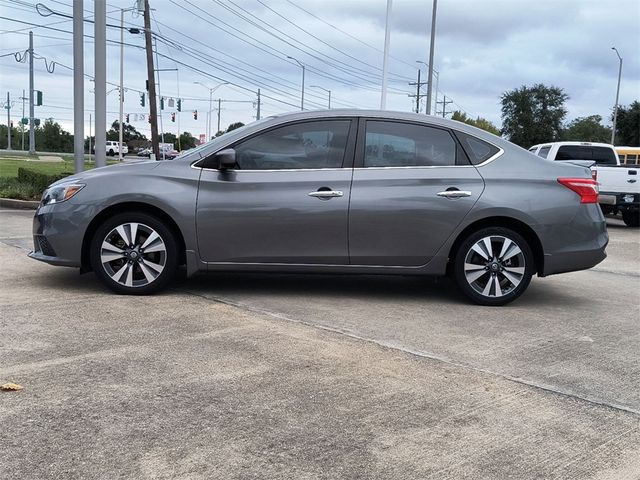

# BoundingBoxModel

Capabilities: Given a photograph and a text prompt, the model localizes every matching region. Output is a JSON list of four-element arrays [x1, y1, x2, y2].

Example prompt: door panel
[[195, 118, 355, 264], [196, 170, 352, 264], [349, 119, 485, 266]]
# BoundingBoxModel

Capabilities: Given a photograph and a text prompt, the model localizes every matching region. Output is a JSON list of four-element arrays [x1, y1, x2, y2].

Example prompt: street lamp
[[309, 85, 331, 109], [611, 47, 623, 145], [416, 61, 439, 115], [287, 56, 305, 111], [194, 81, 229, 139]]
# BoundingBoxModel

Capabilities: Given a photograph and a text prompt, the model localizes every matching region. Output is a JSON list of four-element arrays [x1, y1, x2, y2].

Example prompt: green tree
[[106, 120, 147, 143], [562, 115, 612, 143], [177, 131, 197, 150], [161, 132, 177, 147], [612, 101, 640, 146], [0, 125, 22, 150], [226, 121, 245, 133], [501, 84, 569, 147], [34, 119, 73, 152], [451, 111, 501, 136]]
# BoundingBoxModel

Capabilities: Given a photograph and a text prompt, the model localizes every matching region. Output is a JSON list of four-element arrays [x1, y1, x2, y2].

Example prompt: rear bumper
[[599, 191, 639, 211], [540, 203, 608, 277]]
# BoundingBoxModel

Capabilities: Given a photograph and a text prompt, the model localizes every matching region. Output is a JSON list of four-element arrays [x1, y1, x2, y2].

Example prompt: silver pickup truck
[[529, 141, 639, 227]]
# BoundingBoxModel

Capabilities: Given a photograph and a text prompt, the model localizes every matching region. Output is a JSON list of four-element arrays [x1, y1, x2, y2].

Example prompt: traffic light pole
[[144, 0, 160, 160]]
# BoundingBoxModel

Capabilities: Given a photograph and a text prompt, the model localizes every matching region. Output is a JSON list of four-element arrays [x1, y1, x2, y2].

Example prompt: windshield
[[556, 146, 617, 165]]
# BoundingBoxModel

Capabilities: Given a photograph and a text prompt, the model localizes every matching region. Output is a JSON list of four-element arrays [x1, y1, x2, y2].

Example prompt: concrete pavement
[[1, 209, 639, 479]]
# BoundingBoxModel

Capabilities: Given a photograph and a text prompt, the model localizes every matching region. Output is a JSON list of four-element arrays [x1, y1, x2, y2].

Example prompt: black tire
[[90, 212, 178, 295], [622, 210, 640, 227], [453, 227, 534, 306], [108, 149, 115, 156]]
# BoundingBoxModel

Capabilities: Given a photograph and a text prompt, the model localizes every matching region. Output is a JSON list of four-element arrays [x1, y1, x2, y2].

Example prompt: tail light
[[557, 178, 599, 204]]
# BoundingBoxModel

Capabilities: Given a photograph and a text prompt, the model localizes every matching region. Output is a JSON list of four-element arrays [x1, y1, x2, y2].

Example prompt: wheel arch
[[81, 202, 187, 272], [447, 216, 544, 275]]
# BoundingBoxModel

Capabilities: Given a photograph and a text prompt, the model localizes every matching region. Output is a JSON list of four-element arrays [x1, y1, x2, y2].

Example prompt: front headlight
[[41, 183, 85, 206]]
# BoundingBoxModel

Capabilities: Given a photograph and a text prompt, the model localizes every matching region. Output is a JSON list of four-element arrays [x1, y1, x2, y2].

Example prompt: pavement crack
[[175, 287, 640, 419]]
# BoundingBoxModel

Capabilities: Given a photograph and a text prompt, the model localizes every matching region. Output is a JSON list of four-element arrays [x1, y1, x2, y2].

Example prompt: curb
[[0, 198, 39, 210]]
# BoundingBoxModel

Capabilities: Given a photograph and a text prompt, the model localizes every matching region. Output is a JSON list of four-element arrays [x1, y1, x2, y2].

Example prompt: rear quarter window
[[454, 131, 500, 165]]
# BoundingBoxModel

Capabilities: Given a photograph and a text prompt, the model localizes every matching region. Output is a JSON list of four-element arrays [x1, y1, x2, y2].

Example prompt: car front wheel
[[453, 227, 534, 306], [90, 212, 178, 294]]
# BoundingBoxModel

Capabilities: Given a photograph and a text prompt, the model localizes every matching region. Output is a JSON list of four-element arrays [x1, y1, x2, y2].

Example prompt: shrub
[[16, 168, 72, 193]]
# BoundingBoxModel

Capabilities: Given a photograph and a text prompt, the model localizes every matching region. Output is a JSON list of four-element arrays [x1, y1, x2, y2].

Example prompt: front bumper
[[28, 202, 99, 268]]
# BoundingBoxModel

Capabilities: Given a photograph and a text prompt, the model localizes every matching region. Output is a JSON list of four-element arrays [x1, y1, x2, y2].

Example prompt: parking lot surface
[[1, 208, 639, 479]]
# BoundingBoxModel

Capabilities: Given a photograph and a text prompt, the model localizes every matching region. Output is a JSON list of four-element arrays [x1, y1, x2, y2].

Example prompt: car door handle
[[308, 190, 343, 198], [437, 190, 472, 198]]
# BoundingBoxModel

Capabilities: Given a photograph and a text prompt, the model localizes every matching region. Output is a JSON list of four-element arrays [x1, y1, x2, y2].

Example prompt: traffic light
[[36, 90, 43, 106], [176, 99, 181, 112], [193, 110, 198, 120], [160, 97, 165, 110], [171, 112, 176, 122], [125, 114, 130, 123]]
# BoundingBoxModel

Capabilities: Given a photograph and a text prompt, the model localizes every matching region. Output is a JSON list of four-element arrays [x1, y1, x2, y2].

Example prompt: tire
[[90, 212, 178, 295], [453, 227, 534, 306], [622, 210, 640, 227], [108, 149, 115, 156]]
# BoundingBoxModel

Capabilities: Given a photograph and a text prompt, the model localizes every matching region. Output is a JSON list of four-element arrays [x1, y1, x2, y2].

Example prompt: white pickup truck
[[529, 141, 639, 227]]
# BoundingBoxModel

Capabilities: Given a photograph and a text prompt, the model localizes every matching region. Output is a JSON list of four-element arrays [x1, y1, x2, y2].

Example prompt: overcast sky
[[1, 0, 639, 142]]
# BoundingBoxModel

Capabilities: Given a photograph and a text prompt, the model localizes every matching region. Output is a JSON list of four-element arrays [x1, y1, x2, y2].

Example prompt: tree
[[177, 132, 197, 151], [612, 101, 640, 146], [501, 84, 569, 147], [36, 119, 73, 152], [161, 132, 177, 147], [562, 115, 612, 143], [226, 122, 245, 133], [106, 120, 147, 143], [451, 111, 501, 136]]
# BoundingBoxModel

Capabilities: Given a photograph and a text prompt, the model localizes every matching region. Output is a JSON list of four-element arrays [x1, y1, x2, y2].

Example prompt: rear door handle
[[308, 190, 343, 198], [437, 190, 472, 198]]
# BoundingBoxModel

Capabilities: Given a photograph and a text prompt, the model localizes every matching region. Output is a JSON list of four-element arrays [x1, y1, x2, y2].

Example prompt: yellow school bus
[[616, 147, 640, 166]]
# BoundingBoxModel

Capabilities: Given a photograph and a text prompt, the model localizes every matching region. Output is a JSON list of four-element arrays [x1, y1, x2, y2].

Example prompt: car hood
[[50, 160, 161, 187]]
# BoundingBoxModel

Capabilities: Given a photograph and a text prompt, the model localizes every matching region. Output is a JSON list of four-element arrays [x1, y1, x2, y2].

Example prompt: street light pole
[[194, 81, 228, 139], [309, 85, 331, 109], [611, 47, 623, 146], [425, 0, 438, 116], [118, 8, 125, 161], [287, 56, 305, 110], [380, 0, 392, 109]]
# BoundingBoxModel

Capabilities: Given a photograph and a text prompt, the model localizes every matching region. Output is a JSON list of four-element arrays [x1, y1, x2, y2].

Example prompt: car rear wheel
[[90, 212, 178, 294], [622, 210, 639, 227], [453, 227, 534, 306]]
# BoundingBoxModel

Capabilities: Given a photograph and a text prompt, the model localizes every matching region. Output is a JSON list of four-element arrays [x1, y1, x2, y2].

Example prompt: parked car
[[137, 148, 152, 157], [29, 110, 607, 305], [105, 140, 128, 157], [529, 141, 639, 227]]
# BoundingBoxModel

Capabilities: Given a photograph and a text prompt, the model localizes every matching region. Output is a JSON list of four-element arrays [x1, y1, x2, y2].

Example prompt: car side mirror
[[201, 148, 236, 170], [215, 148, 236, 170]]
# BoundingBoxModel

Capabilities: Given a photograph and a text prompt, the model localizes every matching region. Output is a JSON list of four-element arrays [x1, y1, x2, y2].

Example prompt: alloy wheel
[[100, 222, 167, 288], [463, 235, 526, 298]]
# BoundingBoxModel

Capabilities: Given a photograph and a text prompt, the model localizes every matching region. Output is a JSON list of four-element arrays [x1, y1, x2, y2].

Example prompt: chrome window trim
[[192, 165, 348, 173]]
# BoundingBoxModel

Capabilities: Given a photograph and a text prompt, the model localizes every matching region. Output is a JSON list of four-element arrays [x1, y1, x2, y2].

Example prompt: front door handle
[[437, 190, 472, 198], [308, 190, 343, 199]]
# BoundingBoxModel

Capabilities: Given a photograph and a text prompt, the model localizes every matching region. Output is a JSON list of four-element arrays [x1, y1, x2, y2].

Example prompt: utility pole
[[256, 89, 261, 120], [73, 2, 83, 171], [94, 0, 106, 168], [20, 89, 25, 150], [217, 98, 222, 134], [118, 8, 125, 161], [207, 89, 212, 139], [144, 0, 160, 160], [5, 92, 11, 150], [28, 31, 34, 154], [436, 95, 452, 118], [380, 0, 392, 109], [425, 0, 438, 116], [408, 69, 427, 113], [89, 113, 92, 160], [611, 47, 623, 145]]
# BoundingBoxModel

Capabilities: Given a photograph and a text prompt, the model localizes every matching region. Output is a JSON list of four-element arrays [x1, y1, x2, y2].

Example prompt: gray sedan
[[29, 110, 607, 305]]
